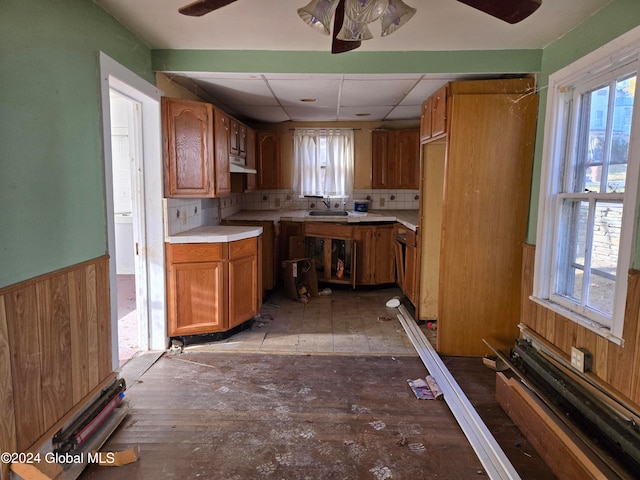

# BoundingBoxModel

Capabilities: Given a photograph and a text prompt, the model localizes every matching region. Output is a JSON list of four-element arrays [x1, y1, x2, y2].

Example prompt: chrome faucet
[[322, 200, 331, 210]]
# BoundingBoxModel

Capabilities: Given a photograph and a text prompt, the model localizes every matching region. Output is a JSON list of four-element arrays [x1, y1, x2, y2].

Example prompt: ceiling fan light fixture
[[380, 0, 416, 37], [298, 0, 340, 35]]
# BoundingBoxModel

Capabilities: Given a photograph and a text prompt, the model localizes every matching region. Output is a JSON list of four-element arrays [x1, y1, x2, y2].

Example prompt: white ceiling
[[94, 0, 613, 123]]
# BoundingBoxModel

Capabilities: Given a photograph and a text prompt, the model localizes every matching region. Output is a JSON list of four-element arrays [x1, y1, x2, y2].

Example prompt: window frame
[[533, 31, 640, 345]]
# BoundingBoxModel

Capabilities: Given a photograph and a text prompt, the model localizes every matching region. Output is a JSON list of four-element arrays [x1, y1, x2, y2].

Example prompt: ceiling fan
[[178, 0, 542, 53]]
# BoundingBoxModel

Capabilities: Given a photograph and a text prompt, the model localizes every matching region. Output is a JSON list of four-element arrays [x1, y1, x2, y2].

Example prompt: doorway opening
[[109, 90, 142, 365], [99, 52, 166, 373]]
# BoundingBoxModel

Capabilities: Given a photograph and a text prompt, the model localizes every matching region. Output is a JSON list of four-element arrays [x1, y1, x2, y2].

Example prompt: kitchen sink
[[307, 210, 349, 217]]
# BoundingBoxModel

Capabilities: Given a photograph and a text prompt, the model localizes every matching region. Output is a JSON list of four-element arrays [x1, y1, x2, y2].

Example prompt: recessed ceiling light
[[300, 98, 317, 103]]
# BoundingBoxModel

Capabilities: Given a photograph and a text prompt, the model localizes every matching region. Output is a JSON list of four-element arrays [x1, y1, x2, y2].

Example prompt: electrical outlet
[[380, 198, 385, 207], [571, 346, 592, 373], [182, 209, 187, 226]]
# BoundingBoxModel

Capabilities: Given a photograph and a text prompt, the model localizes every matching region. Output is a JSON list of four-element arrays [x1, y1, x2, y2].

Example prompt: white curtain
[[293, 128, 354, 198]]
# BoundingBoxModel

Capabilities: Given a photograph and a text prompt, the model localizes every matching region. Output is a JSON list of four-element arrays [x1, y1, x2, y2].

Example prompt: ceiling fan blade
[[457, 0, 542, 24], [332, 0, 361, 54], [179, 0, 238, 17]]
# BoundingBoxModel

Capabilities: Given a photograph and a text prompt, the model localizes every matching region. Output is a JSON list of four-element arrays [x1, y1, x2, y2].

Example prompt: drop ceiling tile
[[338, 106, 395, 121], [340, 79, 419, 107], [384, 105, 422, 120], [400, 78, 450, 105], [192, 78, 278, 106], [267, 78, 341, 107], [284, 106, 338, 122], [230, 105, 290, 123]]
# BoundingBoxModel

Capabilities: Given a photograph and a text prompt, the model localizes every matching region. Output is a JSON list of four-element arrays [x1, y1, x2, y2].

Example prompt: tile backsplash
[[241, 189, 420, 212], [165, 197, 220, 236], [165, 189, 419, 234]]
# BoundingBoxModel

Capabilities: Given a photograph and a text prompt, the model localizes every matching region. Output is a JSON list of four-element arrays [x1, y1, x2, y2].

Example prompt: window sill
[[528, 296, 624, 347]]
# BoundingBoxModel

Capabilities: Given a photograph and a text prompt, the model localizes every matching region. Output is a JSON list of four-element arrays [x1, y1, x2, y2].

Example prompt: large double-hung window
[[534, 40, 640, 342]]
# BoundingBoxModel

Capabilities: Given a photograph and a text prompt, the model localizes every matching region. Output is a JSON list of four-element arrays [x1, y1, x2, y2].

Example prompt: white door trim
[[99, 52, 167, 370]]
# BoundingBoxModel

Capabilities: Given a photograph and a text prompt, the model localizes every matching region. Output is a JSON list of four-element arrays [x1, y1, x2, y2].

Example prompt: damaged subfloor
[[80, 286, 555, 479]]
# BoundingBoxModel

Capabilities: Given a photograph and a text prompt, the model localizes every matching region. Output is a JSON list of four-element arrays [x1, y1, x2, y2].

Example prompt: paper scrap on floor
[[408, 375, 443, 400]]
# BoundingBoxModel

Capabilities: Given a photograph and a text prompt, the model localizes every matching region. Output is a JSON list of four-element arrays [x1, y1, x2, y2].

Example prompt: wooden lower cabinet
[[166, 237, 260, 337], [394, 224, 418, 305], [355, 224, 395, 285], [303, 222, 395, 287], [223, 219, 277, 294]]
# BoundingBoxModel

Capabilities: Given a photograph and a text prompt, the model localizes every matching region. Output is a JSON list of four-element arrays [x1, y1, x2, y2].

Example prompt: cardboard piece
[[10, 461, 62, 480], [92, 445, 140, 467]]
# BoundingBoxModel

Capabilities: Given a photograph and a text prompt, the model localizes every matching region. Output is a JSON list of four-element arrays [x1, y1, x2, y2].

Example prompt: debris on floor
[[407, 375, 443, 400]]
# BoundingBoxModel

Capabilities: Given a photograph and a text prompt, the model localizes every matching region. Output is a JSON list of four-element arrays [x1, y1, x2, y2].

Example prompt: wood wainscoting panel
[[0, 255, 112, 457], [37, 275, 73, 436], [0, 296, 17, 480], [5, 284, 46, 451], [520, 245, 640, 407]]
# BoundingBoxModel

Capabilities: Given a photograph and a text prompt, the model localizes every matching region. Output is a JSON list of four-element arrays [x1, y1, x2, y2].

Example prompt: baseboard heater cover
[[397, 305, 521, 480]]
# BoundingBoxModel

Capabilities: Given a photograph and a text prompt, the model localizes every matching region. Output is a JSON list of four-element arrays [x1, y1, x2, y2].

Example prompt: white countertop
[[226, 209, 419, 231], [167, 225, 263, 244]]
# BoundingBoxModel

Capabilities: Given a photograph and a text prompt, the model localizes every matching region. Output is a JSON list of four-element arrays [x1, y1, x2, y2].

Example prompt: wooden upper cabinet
[[396, 130, 420, 189], [229, 118, 248, 158], [371, 130, 396, 189], [419, 84, 448, 143], [238, 123, 247, 157], [257, 131, 281, 190], [213, 108, 231, 197], [229, 118, 240, 156], [420, 96, 432, 142], [162, 97, 214, 197], [430, 84, 448, 137], [245, 127, 257, 192], [371, 129, 419, 189]]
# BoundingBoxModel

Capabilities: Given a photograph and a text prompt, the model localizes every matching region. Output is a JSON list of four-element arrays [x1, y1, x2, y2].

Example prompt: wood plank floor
[[80, 286, 555, 479]]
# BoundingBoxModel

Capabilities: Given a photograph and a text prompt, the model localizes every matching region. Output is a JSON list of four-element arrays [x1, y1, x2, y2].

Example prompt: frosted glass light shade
[[344, 0, 389, 24], [380, 0, 416, 36], [336, 14, 374, 41], [298, 0, 340, 35]]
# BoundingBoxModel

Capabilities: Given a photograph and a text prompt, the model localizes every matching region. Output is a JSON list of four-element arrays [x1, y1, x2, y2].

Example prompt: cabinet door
[[238, 123, 247, 157], [404, 244, 417, 305], [214, 109, 231, 197], [162, 97, 214, 197], [167, 260, 226, 336], [229, 254, 258, 329], [372, 224, 396, 284], [395, 130, 420, 190], [245, 127, 257, 192], [229, 118, 240, 156], [257, 131, 281, 189], [354, 226, 374, 284], [431, 85, 448, 138], [371, 130, 395, 189], [420, 97, 432, 143]]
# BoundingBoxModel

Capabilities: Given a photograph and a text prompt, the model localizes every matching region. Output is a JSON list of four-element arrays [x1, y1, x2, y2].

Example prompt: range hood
[[230, 155, 257, 174]]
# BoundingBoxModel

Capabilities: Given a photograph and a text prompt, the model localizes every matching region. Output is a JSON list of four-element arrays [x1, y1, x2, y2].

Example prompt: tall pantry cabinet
[[419, 78, 538, 356]]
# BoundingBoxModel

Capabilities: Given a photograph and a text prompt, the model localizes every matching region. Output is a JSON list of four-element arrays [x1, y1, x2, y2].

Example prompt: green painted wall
[[526, 0, 640, 271], [0, 0, 154, 288], [152, 49, 542, 75]]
